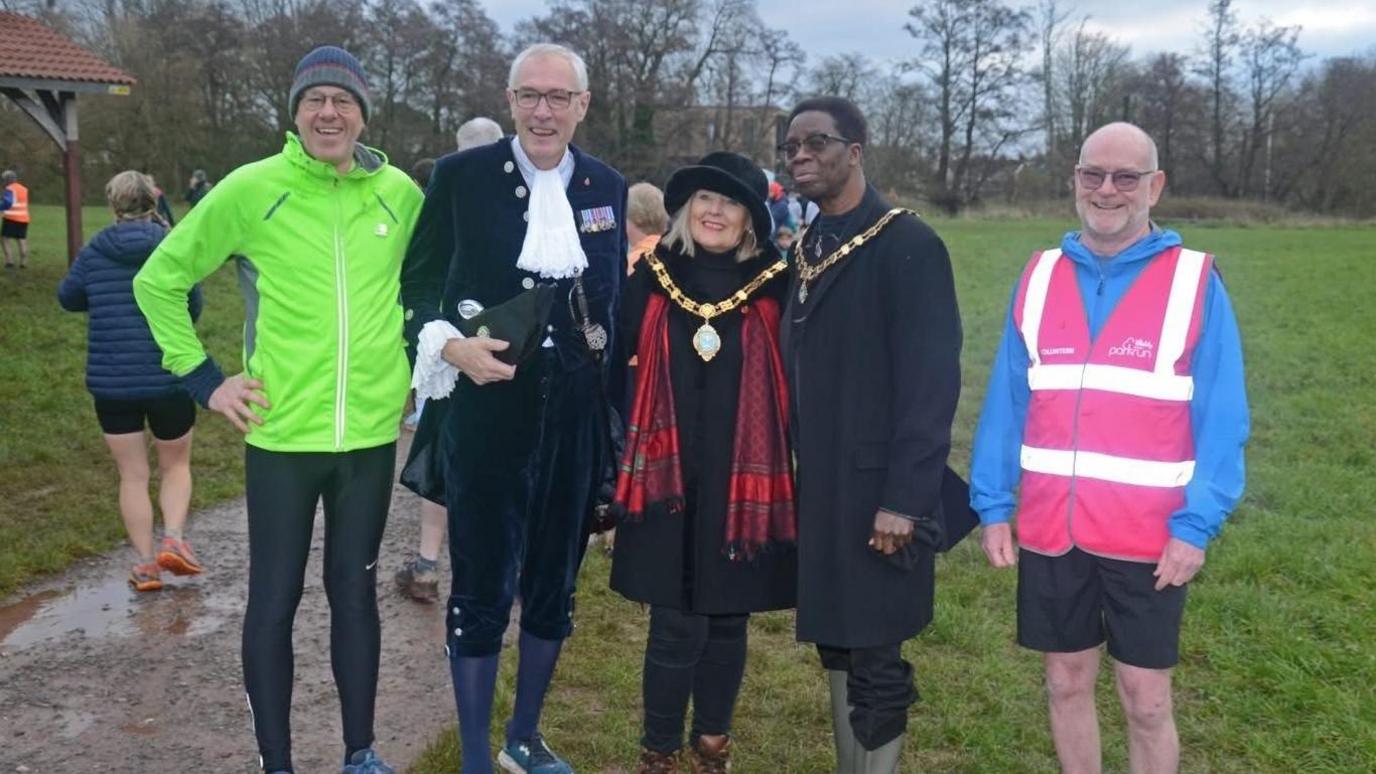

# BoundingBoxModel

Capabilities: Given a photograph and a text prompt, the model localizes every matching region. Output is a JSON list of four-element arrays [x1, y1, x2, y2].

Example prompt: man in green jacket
[[134, 46, 422, 774]]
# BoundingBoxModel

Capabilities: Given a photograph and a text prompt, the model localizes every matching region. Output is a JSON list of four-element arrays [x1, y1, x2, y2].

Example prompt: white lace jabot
[[511, 137, 586, 279]]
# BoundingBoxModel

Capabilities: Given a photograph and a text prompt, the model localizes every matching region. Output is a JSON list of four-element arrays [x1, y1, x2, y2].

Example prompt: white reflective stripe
[[1155, 248, 1207, 376], [1029, 363, 1193, 401], [1027, 363, 1085, 390], [1020, 249, 1061, 365], [1021, 445, 1195, 488]]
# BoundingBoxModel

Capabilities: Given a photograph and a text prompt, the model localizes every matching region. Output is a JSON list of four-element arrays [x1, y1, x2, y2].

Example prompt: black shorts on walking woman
[[94, 394, 196, 439]]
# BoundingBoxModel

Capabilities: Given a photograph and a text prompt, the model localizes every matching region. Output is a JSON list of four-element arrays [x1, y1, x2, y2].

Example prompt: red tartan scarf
[[614, 292, 797, 560]]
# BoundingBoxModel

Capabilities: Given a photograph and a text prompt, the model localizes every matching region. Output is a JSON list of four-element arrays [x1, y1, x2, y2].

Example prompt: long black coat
[[781, 186, 962, 649], [610, 242, 797, 615]]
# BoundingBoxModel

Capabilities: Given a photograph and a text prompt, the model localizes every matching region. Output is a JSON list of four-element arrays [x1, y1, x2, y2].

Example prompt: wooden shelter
[[0, 12, 136, 263]]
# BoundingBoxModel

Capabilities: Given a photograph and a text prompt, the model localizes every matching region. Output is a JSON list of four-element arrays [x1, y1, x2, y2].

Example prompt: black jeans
[[641, 606, 750, 753], [242, 443, 395, 772], [817, 642, 919, 750]]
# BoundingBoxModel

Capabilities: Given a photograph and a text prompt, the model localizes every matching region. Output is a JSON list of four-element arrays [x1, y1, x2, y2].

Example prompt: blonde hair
[[627, 182, 668, 234], [106, 170, 158, 221], [662, 191, 760, 261]]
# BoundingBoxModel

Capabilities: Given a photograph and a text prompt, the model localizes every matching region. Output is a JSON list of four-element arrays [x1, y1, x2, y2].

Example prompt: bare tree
[[1196, 0, 1239, 196], [1134, 53, 1198, 182], [807, 53, 876, 103], [1286, 56, 1376, 213], [1035, 0, 1072, 167], [757, 27, 804, 111], [1056, 21, 1130, 153], [864, 76, 935, 195], [419, 0, 507, 141], [905, 0, 1032, 210], [1237, 19, 1306, 199], [364, 0, 431, 151]]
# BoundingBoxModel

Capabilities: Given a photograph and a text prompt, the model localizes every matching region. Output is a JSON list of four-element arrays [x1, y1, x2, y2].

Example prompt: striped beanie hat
[[289, 46, 371, 121]]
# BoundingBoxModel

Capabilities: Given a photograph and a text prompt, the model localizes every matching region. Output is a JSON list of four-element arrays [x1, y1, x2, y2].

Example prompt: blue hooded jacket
[[969, 227, 1249, 550], [58, 220, 203, 401]]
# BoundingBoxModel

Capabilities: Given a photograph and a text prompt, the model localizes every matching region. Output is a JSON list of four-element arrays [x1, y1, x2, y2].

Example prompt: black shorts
[[1017, 547, 1187, 669], [1, 219, 27, 239], [93, 394, 196, 440]]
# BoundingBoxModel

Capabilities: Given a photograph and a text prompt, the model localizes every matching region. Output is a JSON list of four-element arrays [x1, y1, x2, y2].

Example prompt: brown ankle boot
[[689, 735, 730, 773], [636, 746, 681, 774]]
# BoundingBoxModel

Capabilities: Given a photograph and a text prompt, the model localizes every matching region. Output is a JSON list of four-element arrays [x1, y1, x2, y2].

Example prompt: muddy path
[[0, 440, 472, 773]]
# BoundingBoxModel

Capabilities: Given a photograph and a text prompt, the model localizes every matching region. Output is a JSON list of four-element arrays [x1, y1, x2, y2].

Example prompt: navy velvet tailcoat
[[401, 139, 628, 656]]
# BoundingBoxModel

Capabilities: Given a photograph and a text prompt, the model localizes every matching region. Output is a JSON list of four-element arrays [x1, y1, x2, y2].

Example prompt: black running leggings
[[242, 443, 395, 772]]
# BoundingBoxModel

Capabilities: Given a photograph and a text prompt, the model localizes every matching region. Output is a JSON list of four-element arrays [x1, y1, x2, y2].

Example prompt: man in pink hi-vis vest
[[970, 122, 1249, 774]]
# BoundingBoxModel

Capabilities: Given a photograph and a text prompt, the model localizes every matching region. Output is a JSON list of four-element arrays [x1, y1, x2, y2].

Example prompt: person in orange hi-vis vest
[[971, 122, 1249, 774], [1, 170, 31, 268]]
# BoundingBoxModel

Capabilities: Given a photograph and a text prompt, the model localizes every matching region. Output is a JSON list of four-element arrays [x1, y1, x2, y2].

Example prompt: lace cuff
[[413, 319, 463, 400]]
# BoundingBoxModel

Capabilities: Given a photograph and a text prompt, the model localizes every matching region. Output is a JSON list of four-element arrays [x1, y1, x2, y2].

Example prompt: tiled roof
[[0, 12, 135, 86]]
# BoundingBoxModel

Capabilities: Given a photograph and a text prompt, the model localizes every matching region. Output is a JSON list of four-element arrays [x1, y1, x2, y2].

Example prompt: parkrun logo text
[[1108, 336, 1155, 359]]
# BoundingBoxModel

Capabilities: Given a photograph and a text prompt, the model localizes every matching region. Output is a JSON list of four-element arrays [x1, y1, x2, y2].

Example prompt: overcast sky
[[487, 1, 1374, 69]]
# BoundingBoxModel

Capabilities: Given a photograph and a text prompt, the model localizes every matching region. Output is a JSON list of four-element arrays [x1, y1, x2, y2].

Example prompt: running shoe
[[498, 733, 574, 773], [341, 747, 395, 773], [129, 562, 163, 592], [156, 536, 203, 576]]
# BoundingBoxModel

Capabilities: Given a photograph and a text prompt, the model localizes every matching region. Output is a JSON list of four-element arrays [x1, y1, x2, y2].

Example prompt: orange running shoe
[[129, 562, 164, 592], [156, 536, 204, 576]]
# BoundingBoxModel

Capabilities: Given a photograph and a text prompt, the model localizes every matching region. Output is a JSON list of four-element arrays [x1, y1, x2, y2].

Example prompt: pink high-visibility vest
[[1011, 245, 1212, 561]]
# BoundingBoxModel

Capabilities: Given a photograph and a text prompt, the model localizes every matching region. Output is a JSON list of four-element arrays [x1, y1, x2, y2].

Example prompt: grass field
[[2, 204, 1373, 771]]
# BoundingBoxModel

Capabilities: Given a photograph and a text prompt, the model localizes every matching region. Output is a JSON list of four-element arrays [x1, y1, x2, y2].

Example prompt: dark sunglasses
[[777, 132, 855, 159]]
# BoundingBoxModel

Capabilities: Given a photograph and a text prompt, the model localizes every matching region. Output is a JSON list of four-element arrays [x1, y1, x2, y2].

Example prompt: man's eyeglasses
[[511, 88, 582, 111], [1075, 166, 1157, 192], [299, 92, 359, 114], [777, 133, 855, 160]]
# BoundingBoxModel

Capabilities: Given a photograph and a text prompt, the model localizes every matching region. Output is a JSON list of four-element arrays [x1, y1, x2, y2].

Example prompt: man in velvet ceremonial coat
[[780, 96, 963, 774], [400, 43, 626, 774]]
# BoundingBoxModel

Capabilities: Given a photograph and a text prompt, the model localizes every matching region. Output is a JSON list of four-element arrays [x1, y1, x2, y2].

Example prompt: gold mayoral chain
[[794, 208, 914, 304], [646, 254, 789, 362]]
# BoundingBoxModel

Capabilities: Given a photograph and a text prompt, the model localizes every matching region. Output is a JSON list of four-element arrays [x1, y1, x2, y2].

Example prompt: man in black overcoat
[[779, 96, 963, 773], [400, 43, 627, 774]]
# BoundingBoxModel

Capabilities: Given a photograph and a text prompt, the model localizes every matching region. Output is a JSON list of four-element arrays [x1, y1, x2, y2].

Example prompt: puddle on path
[[0, 588, 63, 644], [0, 577, 226, 650]]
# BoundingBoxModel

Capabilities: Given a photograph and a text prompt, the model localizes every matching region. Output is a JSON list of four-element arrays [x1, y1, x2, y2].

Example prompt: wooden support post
[[61, 92, 81, 265], [64, 141, 82, 264]]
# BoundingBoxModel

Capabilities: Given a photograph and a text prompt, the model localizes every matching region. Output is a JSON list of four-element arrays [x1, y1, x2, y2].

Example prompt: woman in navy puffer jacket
[[59, 170, 206, 592]]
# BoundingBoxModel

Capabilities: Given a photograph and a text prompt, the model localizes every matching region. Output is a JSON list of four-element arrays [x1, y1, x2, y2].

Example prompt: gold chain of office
[[794, 207, 914, 303], [645, 253, 789, 362]]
